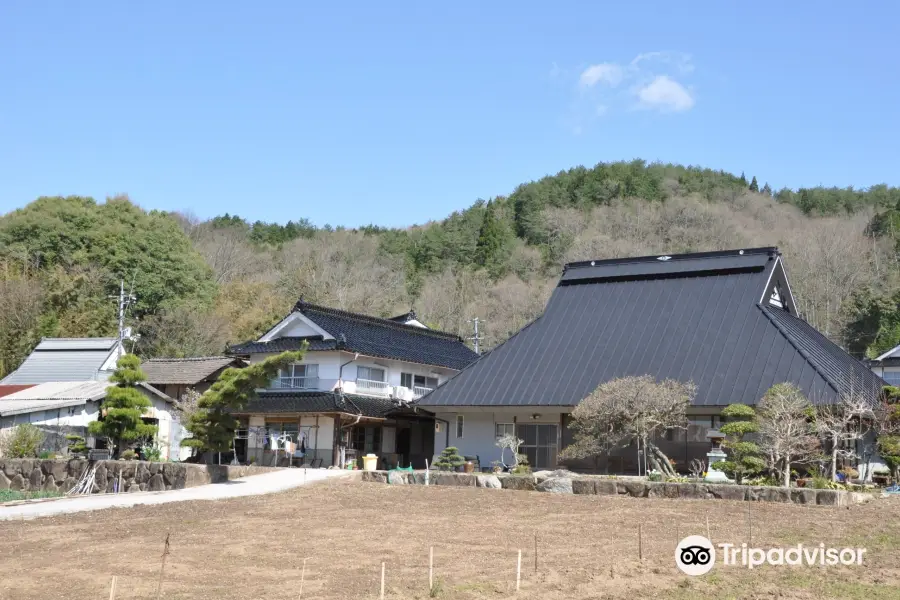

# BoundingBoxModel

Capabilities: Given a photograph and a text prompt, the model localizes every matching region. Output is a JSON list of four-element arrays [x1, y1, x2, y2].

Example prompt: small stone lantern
[[703, 429, 730, 483]]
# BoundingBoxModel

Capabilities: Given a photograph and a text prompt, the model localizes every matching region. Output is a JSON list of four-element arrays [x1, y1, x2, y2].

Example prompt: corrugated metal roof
[[0, 385, 35, 398], [419, 248, 882, 408], [1, 338, 122, 384], [1, 381, 110, 401], [141, 357, 245, 385]]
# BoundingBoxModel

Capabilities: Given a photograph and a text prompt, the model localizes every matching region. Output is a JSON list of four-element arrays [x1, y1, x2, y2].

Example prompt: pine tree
[[761, 182, 772, 196], [749, 176, 759, 193], [88, 354, 158, 458], [182, 350, 305, 453], [739, 171, 748, 185]]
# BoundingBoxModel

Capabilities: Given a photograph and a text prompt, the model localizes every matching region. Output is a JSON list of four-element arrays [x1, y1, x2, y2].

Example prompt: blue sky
[[1, 2, 898, 228]]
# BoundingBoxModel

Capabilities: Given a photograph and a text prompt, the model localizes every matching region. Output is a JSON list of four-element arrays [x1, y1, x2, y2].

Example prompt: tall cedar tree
[[182, 350, 305, 453], [749, 176, 759, 193], [739, 171, 748, 185], [761, 182, 772, 196], [88, 354, 157, 457], [474, 200, 508, 277]]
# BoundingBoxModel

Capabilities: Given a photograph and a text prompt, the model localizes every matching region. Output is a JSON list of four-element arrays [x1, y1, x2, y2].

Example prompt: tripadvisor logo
[[675, 536, 866, 575]]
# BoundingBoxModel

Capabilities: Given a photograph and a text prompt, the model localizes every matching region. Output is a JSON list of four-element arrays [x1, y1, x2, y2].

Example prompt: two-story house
[[228, 300, 479, 469]]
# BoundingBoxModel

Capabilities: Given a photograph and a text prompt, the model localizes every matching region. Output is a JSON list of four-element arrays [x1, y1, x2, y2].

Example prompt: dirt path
[[0, 479, 897, 599], [0, 468, 350, 521]]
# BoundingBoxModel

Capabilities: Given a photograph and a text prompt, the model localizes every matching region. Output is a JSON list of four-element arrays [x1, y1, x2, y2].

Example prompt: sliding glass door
[[516, 424, 559, 470]]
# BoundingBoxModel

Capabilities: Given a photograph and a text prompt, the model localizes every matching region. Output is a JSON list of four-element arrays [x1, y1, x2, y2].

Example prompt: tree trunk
[[783, 459, 791, 488], [831, 442, 838, 482], [646, 440, 677, 478]]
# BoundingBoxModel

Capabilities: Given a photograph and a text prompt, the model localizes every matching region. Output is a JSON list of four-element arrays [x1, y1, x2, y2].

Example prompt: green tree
[[433, 446, 465, 470], [714, 404, 764, 484], [88, 354, 157, 458], [749, 176, 759, 193], [739, 171, 748, 185], [474, 201, 512, 278], [761, 182, 772, 196], [183, 350, 304, 454], [0, 423, 45, 458]]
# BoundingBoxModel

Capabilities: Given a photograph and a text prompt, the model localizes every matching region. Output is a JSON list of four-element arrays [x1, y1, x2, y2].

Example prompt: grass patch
[[0, 489, 64, 503]]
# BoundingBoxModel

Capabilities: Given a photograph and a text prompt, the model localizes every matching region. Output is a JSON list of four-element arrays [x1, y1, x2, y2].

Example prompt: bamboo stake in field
[[429, 546, 434, 591], [534, 532, 538, 573], [380, 562, 385, 600], [638, 524, 643, 561], [298, 557, 310, 598], [155, 533, 170, 600], [516, 550, 522, 592], [108, 576, 118, 600]]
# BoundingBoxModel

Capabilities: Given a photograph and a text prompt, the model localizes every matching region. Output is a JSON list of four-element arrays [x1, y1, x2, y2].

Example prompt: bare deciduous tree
[[814, 388, 875, 481], [561, 375, 695, 478], [757, 383, 820, 487]]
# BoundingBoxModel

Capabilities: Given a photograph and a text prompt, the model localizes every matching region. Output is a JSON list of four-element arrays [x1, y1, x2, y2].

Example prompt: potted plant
[[491, 460, 503, 474], [873, 468, 890, 485]]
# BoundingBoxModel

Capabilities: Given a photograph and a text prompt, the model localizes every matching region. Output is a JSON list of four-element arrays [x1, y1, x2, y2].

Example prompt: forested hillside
[[3, 160, 900, 378]]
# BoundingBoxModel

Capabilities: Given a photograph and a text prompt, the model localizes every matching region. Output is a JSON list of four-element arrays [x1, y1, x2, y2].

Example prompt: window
[[277, 364, 318, 389], [495, 423, 515, 439], [456, 415, 464, 439], [401, 373, 439, 390], [357, 366, 386, 382], [883, 371, 900, 387], [351, 426, 382, 454]]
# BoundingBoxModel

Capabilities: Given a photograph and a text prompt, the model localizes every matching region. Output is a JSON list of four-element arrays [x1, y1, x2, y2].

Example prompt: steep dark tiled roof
[[761, 305, 884, 401], [420, 248, 882, 408], [236, 391, 429, 418], [141, 357, 246, 385], [230, 302, 478, 370]]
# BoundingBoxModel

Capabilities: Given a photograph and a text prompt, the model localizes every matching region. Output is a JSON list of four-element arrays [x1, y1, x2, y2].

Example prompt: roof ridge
[[296, 301, 464, 341], [144, 356, 234, 362], [565, 247, 779, 270]]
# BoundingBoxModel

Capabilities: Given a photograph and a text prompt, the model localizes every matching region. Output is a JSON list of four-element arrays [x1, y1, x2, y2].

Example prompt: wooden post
[[155, 533, 170, 600], [747, 496, 753, 545], [516, 550, 522, 592], [108, 576, 118, 600], [534, 532, 538, 573], [638, 524, 643, 561], [429, 547, 434, 591], [298, 557, 309, 598], [706, 515, 711, 541], [380, 562, 385, 600]]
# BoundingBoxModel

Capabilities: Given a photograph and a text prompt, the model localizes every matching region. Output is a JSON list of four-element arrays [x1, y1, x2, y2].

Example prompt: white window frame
[[357, 366, 386, 382], [495, 423, 514, 439], [456, 415, 464, 439]]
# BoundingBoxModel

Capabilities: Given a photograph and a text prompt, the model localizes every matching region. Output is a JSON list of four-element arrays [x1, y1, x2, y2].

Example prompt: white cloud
[[635, 75, 694, 112], [579, 63, 624, 87]]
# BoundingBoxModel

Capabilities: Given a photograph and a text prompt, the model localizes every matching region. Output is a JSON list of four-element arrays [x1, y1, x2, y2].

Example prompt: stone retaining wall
[[0, 459, 281, 495], [361, 471, 874, 506]]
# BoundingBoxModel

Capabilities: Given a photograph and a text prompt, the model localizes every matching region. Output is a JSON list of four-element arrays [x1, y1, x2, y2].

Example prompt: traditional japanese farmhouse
[[140, 356, 247, 401], [418, 247, 885, 473], [228, 301, 479, 469]]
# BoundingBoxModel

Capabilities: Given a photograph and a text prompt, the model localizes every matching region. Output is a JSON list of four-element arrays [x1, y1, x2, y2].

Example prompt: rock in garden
[[536, 477, 573, 494]]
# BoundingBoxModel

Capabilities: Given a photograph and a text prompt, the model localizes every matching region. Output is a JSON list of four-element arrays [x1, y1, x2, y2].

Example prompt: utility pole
[[468, 317, 484, 355], [108, 280, 137, 344]]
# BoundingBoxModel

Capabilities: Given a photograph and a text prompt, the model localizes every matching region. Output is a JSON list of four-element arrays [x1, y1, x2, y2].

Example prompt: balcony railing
[[270, 377, 319, 390], [413, 385, 434, 399], [355, 378, 392, 396]]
